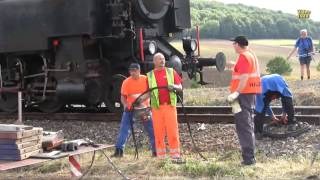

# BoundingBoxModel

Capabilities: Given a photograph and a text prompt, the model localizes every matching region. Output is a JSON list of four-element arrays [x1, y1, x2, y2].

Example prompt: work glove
[[168, 85, 178, 92], [280, 114, 288, 124], [227, 91, 240, 103]]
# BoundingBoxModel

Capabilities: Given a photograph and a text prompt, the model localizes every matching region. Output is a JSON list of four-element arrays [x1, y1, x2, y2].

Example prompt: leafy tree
[[190, 0, 320, 39]]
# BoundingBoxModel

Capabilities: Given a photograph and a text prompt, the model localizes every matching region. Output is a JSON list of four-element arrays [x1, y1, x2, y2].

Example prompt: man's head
[[300, 29, 308, 38], [231, 36, 249, 53], [153, 52, 166, 69], [128, 63, 141, 79]]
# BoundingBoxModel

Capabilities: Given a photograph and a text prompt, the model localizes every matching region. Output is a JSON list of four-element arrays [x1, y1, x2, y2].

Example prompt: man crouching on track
[[254, 74, 298, 139], [112, 63, 156, 157], [147, 52, 184, 163]]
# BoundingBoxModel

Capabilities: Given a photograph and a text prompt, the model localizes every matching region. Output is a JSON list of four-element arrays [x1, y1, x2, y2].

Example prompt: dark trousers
[[115, 111, 156, 153], [254, 92, 295, 133], [234, 94, 256, 162]]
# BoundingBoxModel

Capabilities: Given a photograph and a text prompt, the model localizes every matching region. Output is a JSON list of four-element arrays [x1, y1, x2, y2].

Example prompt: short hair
[[300, 29, 308, 34], [153, 52, 165, 61]]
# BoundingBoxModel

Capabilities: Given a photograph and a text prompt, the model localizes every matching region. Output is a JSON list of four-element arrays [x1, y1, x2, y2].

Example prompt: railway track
[[0, 106, 319, 125]]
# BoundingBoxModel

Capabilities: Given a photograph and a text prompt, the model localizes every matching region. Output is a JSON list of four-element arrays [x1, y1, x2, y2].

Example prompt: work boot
[[241, 148, 255, 166], [171, 157, 186, 164], [241, 158, 256, 166], [287, 123, 298, 131], [111, 148, 123, 158], [152, 152, 157, 157], [255, 132, 263, 140]]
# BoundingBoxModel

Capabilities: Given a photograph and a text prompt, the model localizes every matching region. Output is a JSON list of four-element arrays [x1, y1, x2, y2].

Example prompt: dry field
[[178, 40, 320, 106]]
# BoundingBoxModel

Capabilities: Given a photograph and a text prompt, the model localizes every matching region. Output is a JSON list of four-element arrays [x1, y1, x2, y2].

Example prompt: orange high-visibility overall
[[147, 68, 180, 158]]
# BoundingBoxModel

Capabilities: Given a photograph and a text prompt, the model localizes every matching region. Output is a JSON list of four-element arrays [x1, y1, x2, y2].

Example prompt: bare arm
[[287, 47, 297, 60], [235, 74, 249, 93], [121, 95, 128, 109]]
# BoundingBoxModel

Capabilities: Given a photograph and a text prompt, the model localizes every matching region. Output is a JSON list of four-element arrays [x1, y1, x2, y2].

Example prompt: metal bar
[[47, 68, 70, 72], [17, 91, 22, 123], [24, 73, 46, 79], [0, 64, 2, 89], [0, 87, 19, 93]]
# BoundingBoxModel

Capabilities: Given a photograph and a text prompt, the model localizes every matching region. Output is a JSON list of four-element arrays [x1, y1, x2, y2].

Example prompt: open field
[[250, 39, 319, 47], [172, 39, 320, 82]]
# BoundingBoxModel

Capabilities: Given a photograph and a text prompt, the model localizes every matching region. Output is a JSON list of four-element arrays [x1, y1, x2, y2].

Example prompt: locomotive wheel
[[37, 98, 64, 113], [105, 74, 126, 113], [30, 77, 64, 113], [0, 92, 18, 113]]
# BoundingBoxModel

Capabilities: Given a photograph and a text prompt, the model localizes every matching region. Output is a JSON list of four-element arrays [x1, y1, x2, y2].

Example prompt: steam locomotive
[[0, 0, 225, 113]]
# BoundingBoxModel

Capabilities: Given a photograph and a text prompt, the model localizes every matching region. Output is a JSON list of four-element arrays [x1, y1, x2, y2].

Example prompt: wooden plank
[[0, 149, 42, 161], [0, 144, 41, 155], [0, 144, 113, 171], [0, 124, 33, 132], [0, 128, 43, 139], [0, 140, 41, 149], [0, 158, 49, 171], [0, 135, 42, 144]]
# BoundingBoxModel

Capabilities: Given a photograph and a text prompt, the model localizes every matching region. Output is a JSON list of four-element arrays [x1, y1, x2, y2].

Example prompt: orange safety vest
[[230, 50, 262, 94]]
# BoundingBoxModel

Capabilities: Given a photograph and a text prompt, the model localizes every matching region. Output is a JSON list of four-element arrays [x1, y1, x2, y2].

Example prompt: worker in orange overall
[[228, 36, 261, 165], [147, 52, 183, 162]]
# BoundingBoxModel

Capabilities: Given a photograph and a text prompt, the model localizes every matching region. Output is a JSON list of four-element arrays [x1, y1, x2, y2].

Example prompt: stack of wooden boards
[[0, 124, 43, 161]]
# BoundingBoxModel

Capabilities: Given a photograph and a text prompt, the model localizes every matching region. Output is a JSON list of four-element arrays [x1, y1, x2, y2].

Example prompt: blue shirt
[[255, 74, 292, 116], [295, 37, 313, 56]]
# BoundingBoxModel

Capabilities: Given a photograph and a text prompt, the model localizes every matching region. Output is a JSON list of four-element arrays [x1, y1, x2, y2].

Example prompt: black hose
[[102, 151, 132, 180], [263, 122, 311, 139], [131, 86, 207, 160], [129, 115, 139, 160], [177, 94, 207, 160], [78, 150, 96, 180]]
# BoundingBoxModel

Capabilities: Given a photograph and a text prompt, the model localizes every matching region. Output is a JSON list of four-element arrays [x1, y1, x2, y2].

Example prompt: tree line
[[190, 0, 320, 39]]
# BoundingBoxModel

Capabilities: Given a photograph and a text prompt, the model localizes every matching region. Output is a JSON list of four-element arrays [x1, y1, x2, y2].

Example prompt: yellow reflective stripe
[[232, 72, 260, 79], [169, 148, 180, 153], [156, 148, 166, 153], [170, 154, 180, 158]]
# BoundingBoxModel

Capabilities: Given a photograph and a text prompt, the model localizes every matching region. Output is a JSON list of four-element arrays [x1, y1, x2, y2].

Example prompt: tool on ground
[[42, 130, 64, 151], [61, 138, 99, 152], [263, 121, 311, 139]]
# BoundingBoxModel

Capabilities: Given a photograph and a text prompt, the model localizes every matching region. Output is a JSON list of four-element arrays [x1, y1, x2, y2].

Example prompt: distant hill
[[190, 0, 320, 39]]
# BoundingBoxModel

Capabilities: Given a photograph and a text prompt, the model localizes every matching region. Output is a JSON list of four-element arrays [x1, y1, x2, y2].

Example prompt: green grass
[[3, 149, 319, 179]]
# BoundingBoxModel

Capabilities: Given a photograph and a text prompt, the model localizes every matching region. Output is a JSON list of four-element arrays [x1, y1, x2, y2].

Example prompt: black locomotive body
[[0, 0, 225, 113]]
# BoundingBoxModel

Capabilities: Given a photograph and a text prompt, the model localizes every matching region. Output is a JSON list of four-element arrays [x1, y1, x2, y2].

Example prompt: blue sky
[[215, 0, 320, 22]]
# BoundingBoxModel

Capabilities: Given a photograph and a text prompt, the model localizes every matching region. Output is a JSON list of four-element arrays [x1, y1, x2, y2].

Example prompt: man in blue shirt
[[287, 29, 314, 80], [254, 74, 297, 138]]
